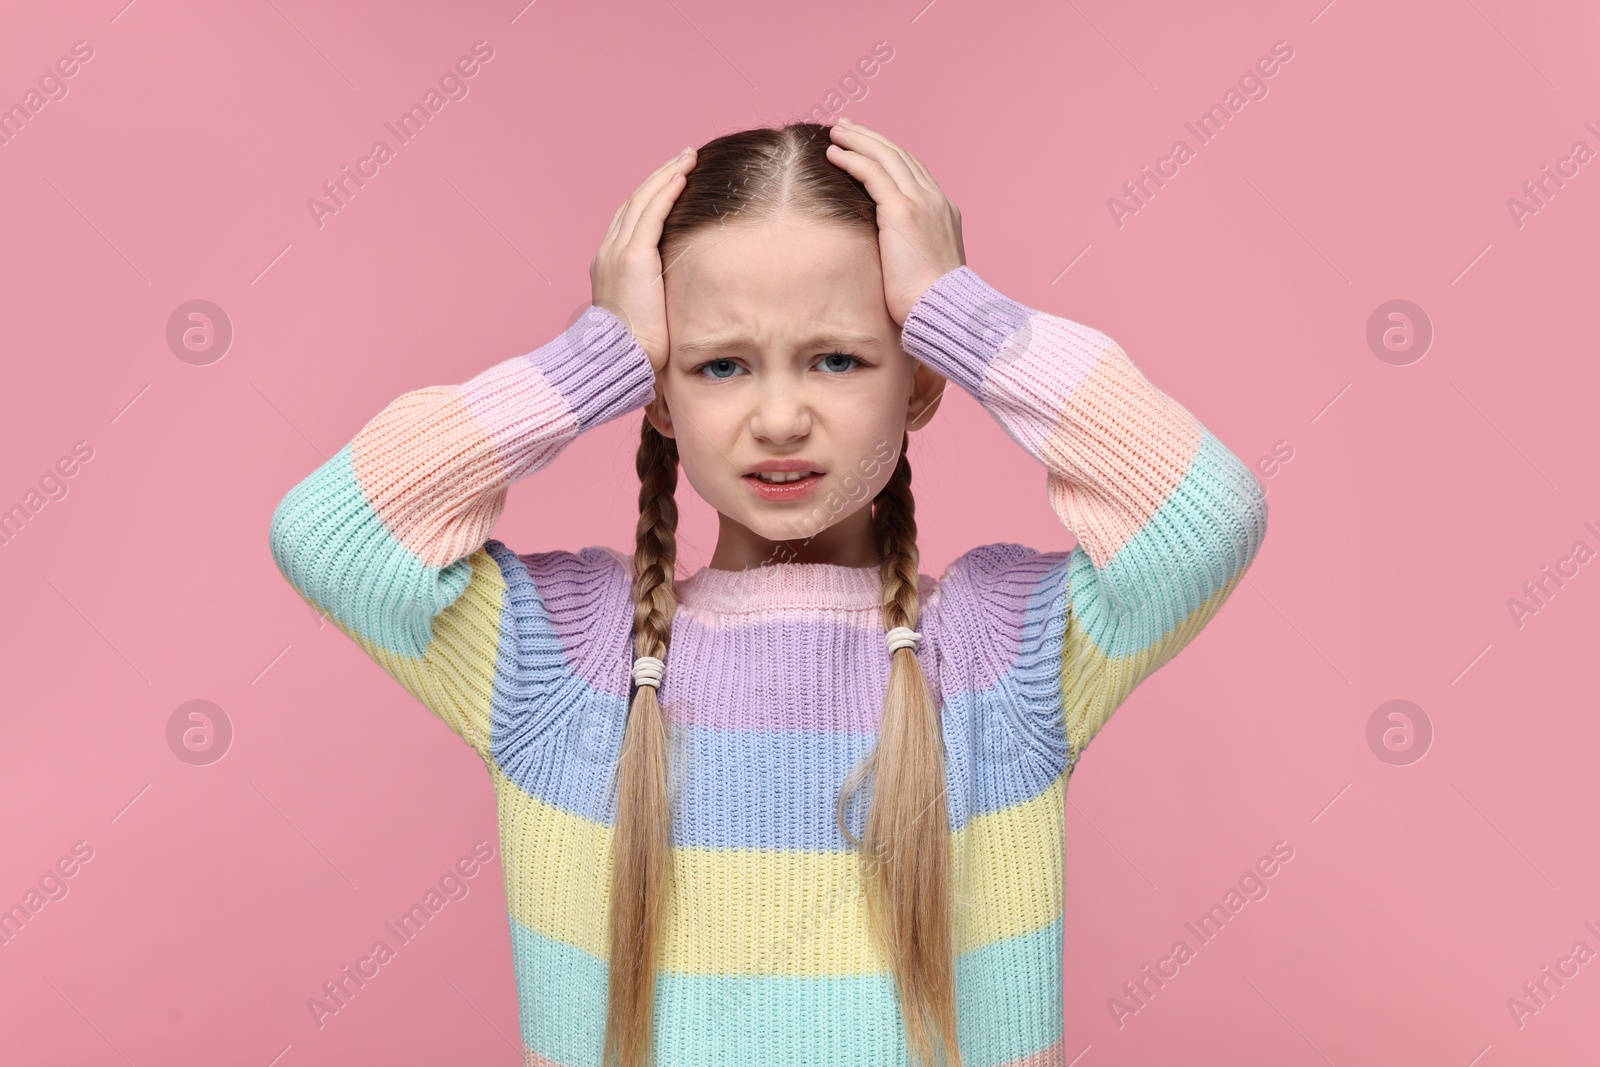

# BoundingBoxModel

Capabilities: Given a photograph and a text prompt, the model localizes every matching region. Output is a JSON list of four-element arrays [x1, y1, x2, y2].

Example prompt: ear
[[644, 385, 676, 438], [905, 361, 947, 431]]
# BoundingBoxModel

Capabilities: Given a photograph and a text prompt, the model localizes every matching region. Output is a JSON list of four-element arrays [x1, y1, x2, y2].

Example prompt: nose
[[749, 376, 813, 445]]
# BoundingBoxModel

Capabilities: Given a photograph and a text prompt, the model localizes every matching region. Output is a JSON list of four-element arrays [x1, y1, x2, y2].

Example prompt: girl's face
[[646, 215, 946, 563]]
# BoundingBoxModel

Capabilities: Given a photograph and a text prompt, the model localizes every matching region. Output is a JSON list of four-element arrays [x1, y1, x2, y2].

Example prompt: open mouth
[[743, 470, 824, 499], [750, 470, 818, 484]]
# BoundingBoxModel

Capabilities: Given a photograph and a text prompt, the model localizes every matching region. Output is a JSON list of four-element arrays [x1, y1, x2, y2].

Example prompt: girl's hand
[[824, 119, 966, 326], [590, 146, 697, 373]]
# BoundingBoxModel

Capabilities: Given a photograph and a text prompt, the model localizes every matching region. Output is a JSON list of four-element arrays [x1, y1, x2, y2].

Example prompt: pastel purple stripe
[[506, 545, 1067, 717], [525, 306, 656, 433], [660, 612, 900, 733], [517, 547, 636, 699]]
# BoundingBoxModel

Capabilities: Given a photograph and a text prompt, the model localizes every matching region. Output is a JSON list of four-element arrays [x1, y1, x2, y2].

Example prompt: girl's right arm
[[269, 145, 694, 759], [266, 312, 655, 758]]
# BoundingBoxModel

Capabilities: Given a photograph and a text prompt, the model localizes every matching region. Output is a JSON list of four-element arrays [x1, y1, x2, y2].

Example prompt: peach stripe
[[1040, 347, 1203, 568], [351, 387, 513, 566]]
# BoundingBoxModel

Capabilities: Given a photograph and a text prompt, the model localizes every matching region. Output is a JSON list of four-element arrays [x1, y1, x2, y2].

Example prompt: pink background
[[2, 0, 1597, 1063]]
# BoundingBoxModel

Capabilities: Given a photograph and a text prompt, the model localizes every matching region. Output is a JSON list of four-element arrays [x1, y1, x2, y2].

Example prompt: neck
[[708, 505, 879, 570]]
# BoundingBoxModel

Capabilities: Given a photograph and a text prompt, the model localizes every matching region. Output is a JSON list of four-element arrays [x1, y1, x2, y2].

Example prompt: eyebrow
[[674, 331, 881, 355]]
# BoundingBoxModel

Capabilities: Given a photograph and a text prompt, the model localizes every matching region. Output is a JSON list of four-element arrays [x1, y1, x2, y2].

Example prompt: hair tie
[[885, 626, 922, 654], [632, 655, 665, 689]]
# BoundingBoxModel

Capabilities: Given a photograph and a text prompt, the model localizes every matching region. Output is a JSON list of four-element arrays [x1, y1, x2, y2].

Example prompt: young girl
[[270, 119, 1268, 1067]]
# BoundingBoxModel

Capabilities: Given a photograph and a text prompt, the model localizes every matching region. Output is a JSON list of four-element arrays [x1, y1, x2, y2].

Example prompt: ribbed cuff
[[899, 265, 1033, 398], [528, 305, 657, 432]]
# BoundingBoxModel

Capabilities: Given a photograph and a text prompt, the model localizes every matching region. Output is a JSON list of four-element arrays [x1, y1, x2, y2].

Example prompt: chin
[[705, 471, 877, 550], [744, 511, 824, 545], [761, 501, 871, 548], [720, 498, 813, 543]]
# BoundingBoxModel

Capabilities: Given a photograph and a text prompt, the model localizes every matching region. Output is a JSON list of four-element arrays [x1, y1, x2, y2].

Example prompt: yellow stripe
[[1063, 566, 1246, 760], [494, 761, 1066, 975]]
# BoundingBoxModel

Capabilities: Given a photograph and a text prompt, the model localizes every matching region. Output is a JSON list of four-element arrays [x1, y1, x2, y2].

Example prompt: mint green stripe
[[508, 913, 1062, 1067], [959, 914, 1063, 1064], [506, 918, 608, 1067], [1068, 427, 1266, 659], [268, 444, 472, 657]]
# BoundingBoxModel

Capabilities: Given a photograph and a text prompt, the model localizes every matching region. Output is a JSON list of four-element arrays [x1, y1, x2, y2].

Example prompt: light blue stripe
[[482, 543, 1072, 847], [268, 443, 471, 658], [487, 694, 1067, 851], [483, 540, 630, 804], [662, 700, 1066, 850]]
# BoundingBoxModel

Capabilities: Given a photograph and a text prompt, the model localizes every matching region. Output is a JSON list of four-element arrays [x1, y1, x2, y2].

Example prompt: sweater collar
[[675, 559, 886, 613]]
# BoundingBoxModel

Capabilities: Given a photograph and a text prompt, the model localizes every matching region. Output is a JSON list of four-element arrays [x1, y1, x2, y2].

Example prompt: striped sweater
[[268, 265, 1268, 1066]]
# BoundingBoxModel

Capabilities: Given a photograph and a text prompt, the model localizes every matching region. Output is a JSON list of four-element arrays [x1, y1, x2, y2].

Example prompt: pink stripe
[[979, 314, 1112, 456], [1003, 1037, 1065, 1066], [351, 363, 582, 567], [458, 357, 580, 480]]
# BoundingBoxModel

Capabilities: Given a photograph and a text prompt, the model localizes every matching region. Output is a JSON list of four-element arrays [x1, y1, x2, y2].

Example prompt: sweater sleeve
[[900, 266, 1269, 772], [267, 307, 656, 759]]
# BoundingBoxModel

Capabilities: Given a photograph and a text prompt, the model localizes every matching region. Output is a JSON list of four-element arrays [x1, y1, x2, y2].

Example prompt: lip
[[743, 469, 824, 502], [743, 459, 825, 474]]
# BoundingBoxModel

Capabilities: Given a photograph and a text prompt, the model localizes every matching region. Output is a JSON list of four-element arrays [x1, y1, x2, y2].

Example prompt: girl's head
[[643, 122, 947, 563], [606, 122, 963, 1067]]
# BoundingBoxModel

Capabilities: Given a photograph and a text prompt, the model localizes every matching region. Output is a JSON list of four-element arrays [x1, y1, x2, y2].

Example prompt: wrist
[[898, 265, 1027, 397], [531, 307, 656, 433]]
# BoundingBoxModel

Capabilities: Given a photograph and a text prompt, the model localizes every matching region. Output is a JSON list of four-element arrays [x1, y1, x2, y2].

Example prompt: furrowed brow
[[676, 332, 880, 354]]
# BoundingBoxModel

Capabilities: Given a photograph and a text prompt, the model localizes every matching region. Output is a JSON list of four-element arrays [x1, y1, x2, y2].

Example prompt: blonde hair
[[603, 122, 960, 1067]]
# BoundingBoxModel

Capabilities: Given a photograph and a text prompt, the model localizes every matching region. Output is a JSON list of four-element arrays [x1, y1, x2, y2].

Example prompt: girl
[[269, 120, 1268, 1067]]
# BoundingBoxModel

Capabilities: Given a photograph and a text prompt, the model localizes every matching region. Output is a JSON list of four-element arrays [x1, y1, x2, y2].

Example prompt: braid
[[835, 432, 963, 1067], [632, 417, 680, 659], [603, 413, 680, 1067], [873, 432, 922, 632]]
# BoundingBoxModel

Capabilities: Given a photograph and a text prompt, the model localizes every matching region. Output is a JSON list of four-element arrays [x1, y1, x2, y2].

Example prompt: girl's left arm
[[901, 265, 1269, 771]]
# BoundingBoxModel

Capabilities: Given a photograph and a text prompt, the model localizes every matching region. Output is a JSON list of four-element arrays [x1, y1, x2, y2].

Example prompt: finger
[[876, 134, 939, 196], [606, 151, 680, 244], [832, 122, 934, 195], [834, 120, 917, 171], [616, 148, 696, 247], [627, 166, 690, 272], [603, 168, 651, 246], [828, 124, 923, 201], [824, 140, 904, 209], [901, 149, 939, 194], [825, 140, 948, 282], [602, 196, 629, 245], [612, 152, 685, 247]]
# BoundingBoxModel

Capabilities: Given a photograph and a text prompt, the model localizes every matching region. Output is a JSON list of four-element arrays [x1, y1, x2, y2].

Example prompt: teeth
[[754, 470, 814, 483]]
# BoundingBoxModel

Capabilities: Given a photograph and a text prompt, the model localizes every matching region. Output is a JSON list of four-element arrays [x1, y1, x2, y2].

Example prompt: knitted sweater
[[268, 265, 1268, 1067]]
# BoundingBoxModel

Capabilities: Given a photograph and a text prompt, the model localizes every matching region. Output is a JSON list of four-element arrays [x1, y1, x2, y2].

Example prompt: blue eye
[[697, 358, 744, 379], [819, 351, 860, 373]]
